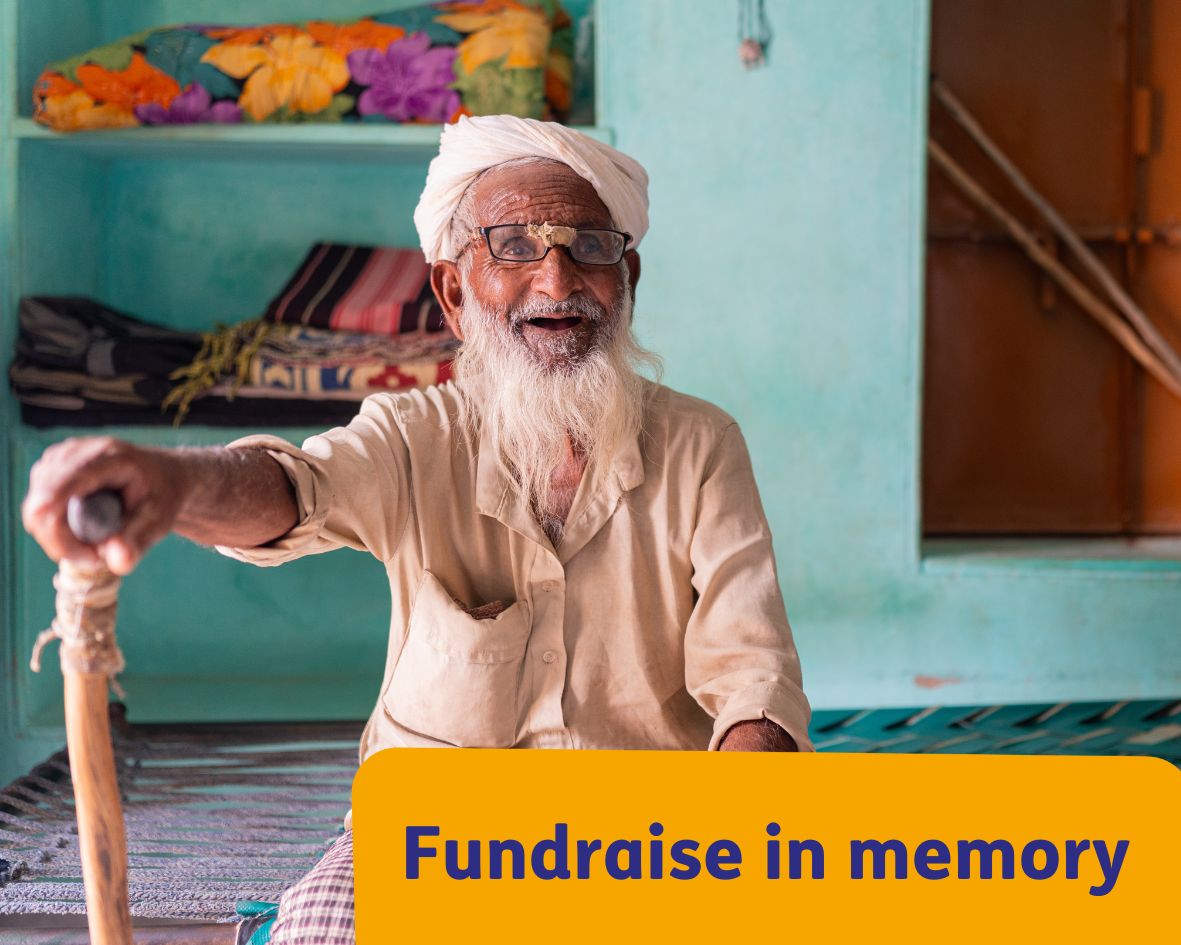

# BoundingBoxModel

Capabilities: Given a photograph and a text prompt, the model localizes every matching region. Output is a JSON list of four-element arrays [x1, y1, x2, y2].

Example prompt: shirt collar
[[473, 409, 647, 553]]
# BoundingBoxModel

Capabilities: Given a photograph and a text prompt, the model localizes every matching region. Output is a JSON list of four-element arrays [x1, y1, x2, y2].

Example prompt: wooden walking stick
[[30, 490, 133, 945]]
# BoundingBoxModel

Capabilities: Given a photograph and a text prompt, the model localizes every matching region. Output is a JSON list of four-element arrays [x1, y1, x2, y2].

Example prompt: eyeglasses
[[470, 223, 632, 266]]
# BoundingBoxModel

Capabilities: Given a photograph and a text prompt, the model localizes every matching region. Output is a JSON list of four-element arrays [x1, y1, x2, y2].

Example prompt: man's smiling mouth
[[526, 315, 583, 331]]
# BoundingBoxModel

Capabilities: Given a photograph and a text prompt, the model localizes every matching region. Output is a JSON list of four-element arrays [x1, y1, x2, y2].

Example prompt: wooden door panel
[[925, 0, 1132, 534], [928, 0, 1131, 235], [924, 241, 1127, 533]]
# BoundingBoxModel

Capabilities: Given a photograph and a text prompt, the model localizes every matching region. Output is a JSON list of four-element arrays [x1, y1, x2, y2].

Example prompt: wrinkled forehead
[[471, 160, 613, 228]]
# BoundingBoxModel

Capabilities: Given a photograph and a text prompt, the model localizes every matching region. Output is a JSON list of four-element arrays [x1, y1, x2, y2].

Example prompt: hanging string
[[738, 0, 772, 69]]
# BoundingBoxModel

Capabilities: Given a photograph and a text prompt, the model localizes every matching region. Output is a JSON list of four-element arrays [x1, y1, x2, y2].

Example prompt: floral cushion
[[33, 1, 574, 132]]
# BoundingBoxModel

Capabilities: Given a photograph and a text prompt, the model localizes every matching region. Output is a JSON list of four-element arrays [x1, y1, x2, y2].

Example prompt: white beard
[[452, 273, 661, 537]]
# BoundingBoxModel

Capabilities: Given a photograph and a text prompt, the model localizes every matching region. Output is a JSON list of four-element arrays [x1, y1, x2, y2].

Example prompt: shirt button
[[541, 581, 557, 592], [542, 650, 557, 664]]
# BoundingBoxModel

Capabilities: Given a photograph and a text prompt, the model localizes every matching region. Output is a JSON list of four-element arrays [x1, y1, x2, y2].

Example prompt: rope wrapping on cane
[[30, 562, 125, 686]]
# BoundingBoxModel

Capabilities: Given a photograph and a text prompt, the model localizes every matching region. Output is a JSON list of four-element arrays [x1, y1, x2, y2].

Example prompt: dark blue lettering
[[488, 839, 525, 880], [575, 839, 602, 879], [669, 839, 701, 879], [788, 839, 825, 880], [405, 826, 439, 879], [649, 823, 665, 879], [445, 840, 481, 879], [1021, 840, 1058, 880], [850, 839, 907, 879], [766, 823, 782, 880], [705, 840, 742, 879], [914, 840, 950, 880], [767, 838, 780, 879], [1063, 840, 1089, 880], [532, 823, 571, 880], [1090, 840, 1129, 897], [957, 840, 1014, 880], [605, 840, 642, 879]]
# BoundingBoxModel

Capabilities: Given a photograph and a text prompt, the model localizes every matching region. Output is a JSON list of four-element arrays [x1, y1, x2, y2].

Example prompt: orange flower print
[[434, 4, 550, 73], [306, 19, 406, 57], [201, 33, 350, 121], [75, 51, 181, 112], [37, 89, 139, 131], [442, 0, 536, 15], [204, 24, 303, 46], [35, 72, 81, 100]]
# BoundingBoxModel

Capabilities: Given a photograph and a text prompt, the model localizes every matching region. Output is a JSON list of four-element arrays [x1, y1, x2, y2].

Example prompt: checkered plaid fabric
[[268, 830, 355, 945]]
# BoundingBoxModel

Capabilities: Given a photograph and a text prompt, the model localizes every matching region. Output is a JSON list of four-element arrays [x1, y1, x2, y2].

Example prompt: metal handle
[[67, 491, 125, 546]]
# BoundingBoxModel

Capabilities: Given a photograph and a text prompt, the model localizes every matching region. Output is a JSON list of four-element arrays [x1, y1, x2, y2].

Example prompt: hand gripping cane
[[30, 490, 133, 945]]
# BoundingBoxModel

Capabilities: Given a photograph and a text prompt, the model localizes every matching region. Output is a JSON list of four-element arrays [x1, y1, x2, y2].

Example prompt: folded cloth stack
[[164, 318, 457, 422], [163, 242, 458, 422], [11, 295, 207, 425], [11, 243, 457, 427], [11, 293, 457, 429]]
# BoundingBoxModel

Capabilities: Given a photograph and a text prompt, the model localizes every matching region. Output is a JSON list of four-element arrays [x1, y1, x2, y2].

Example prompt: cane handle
[[67, 490, 124, 546]]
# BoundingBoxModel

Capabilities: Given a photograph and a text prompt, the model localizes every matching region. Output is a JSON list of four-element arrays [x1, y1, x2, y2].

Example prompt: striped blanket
[[265, 244, 444, 337]]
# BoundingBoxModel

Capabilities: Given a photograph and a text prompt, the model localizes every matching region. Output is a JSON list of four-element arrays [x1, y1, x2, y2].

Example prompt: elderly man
[[23, 116, 810, 944]]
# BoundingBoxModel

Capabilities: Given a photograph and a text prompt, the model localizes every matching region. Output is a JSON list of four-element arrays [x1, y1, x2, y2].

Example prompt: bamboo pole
[[930, 77, 1181, 383], [928, 138, 1181, 401]]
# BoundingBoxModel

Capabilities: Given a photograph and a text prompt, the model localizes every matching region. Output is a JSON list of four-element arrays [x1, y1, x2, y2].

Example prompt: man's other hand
[[717, 717, 799, 752]]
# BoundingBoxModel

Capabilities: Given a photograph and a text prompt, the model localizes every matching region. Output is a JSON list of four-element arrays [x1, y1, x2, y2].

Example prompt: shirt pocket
[[384, 570, 532, 748]]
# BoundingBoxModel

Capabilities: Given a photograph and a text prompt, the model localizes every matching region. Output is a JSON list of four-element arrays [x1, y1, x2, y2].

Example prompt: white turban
[[414, 115, 649, 264]]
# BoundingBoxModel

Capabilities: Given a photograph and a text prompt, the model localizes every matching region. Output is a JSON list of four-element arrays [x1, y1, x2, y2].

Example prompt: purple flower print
[[349, 32, 459, 123], [135, 83, 242, 124]]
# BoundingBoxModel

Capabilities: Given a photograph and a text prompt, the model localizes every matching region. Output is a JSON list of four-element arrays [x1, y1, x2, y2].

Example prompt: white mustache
[[508, 295, 606, 325]]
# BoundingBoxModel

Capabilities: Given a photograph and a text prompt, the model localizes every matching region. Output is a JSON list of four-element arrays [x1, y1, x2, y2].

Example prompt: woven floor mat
[[3, 698, 1178, 923], [0, 713, 362, 924]]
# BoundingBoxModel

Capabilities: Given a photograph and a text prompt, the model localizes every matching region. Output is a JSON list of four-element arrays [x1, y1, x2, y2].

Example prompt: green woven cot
[[1, 698, 1177, 941]]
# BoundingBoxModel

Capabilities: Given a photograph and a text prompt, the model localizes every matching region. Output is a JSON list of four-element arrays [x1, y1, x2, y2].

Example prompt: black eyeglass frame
[[471, 224, 633, 266]]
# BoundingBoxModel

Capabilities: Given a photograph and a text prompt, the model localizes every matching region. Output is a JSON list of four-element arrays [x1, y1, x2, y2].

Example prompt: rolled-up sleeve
[[684, 423, 813, 751], [216, 393, 412, 567]]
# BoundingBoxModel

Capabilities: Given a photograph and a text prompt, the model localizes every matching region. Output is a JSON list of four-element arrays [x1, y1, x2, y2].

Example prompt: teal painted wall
[[597, 0, 1180, 709], [2, 0, 1179, 785]]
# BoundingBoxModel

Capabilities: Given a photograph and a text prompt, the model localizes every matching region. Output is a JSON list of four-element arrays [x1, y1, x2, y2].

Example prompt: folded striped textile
[[265, 244, 444, 336]]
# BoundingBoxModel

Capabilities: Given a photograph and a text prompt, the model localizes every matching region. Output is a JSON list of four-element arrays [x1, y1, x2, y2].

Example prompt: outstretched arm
[[23, 436, 297, 575]]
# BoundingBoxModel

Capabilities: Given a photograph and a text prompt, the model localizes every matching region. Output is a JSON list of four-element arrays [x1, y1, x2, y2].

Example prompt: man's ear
[[430, 260, 465, 341], [624, 250, 641, 303]]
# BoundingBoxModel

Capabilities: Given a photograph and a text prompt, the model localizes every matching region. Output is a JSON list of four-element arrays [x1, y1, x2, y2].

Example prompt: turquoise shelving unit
[[0, 0, 600, 784], [9, 116, 611, 161]]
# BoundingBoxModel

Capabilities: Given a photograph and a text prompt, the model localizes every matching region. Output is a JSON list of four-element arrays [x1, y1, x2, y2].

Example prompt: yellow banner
[[353, 750, 1178, 943]]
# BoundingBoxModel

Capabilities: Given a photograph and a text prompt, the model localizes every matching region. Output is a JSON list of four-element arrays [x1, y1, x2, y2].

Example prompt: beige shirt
[[220, 381, 812, 757]]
